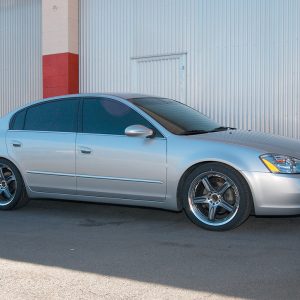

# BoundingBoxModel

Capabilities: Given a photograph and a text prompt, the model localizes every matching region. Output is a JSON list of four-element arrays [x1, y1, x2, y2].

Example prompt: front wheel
[[182, 163, 252, 231]]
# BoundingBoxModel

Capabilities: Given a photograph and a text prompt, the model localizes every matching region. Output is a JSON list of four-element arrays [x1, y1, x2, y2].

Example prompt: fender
[[164, 137, 267, 211]]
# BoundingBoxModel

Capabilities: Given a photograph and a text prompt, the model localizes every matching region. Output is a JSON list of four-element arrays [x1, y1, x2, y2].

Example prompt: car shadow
[[0, 199, 300, 299]]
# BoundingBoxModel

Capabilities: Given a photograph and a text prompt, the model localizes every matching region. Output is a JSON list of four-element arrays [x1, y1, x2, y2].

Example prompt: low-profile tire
[[0, 158, 29, 210], [181, 162, 252, 231]]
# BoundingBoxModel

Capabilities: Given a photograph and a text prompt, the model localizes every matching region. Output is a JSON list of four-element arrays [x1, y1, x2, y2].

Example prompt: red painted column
[[42, 0, 79, 98], [43, 53, 79, 98]]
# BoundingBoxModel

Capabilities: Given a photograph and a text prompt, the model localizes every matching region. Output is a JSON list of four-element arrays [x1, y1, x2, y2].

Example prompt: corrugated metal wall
[[0, 0, 42, 117], [132, 53, 187, 102], [80, 0, 300, 139]]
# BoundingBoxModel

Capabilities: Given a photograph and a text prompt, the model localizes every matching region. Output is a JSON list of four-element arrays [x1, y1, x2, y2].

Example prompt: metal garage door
[[131, 53, 187, 103]]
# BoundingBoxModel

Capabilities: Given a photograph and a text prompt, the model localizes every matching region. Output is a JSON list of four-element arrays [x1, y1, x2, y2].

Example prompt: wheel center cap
[[0, 181, 7, 189], [210, 193, 221, 203]]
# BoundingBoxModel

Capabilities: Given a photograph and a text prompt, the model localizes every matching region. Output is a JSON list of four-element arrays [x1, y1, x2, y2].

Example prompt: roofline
[[40, 93, 152, 101], [0, 93, 156, 120]]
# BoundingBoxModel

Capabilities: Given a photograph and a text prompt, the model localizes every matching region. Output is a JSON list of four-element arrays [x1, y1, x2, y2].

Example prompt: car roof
[[40, 93, 152, 101]]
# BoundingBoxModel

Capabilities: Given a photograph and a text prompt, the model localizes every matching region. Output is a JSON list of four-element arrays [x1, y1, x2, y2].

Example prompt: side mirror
[[125, 125, 154, 138]]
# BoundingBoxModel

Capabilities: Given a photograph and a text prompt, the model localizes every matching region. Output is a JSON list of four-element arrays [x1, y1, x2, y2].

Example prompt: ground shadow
[[0, 199, 300, 299]]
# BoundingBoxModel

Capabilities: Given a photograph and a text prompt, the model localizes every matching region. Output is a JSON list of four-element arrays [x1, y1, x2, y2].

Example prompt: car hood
[[191, 129, 300, 158]]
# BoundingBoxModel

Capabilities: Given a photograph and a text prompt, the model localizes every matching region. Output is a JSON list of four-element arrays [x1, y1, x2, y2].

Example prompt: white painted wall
[[80, 0, 300, 139], [42, 0, 79, 55]]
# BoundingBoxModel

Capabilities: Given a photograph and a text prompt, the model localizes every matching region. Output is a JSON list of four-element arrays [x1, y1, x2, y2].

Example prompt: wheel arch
[[176, 160, 255, 214], [0, 156, 28, 188]]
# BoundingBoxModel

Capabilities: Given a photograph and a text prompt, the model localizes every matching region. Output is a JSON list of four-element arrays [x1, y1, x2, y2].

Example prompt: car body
[[0, 93, 300, 230]]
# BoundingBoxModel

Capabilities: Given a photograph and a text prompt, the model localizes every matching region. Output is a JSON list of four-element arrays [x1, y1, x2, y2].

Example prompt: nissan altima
[[1, 93, 300, 231]]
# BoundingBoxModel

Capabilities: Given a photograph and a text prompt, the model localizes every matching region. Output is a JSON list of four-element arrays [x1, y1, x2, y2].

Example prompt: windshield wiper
[[209, 126, 236, 132], [179, 127, 236, 135], [179, 130, 210, 135]]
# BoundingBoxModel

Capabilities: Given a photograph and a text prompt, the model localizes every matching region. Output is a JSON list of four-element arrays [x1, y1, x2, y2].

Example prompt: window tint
[[129, 97, 221, 135], [11, 109, 26, 130], [82, 98, 161, 136], [24, 99, 79, 132]]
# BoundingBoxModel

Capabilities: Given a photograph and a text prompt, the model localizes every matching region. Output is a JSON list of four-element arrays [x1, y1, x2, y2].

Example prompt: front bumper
[[242, 171, 300, 215]]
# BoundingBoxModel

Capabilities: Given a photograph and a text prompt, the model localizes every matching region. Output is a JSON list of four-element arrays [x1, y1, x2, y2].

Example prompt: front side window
[[22, 99, 79, 132], [82, 98, 162, 136]]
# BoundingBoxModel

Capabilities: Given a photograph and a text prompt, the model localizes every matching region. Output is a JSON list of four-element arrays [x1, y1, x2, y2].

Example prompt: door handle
[[11, 140, 22, 148], [79, 146, 92, 154]]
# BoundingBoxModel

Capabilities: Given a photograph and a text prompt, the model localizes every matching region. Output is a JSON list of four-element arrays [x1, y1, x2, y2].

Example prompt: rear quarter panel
[[0, 117, 10, 159], [0, 115, 30, 188]]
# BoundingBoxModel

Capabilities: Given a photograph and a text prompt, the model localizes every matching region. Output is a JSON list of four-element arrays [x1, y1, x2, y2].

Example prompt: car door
[[76, 97, 167, 202], [6, 98, 79, 194]]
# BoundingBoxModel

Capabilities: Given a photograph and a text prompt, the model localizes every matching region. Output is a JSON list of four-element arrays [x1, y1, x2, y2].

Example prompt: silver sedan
[[1, 93, 300, 231]]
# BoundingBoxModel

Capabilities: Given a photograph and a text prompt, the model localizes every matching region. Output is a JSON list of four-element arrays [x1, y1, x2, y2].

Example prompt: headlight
[[260, 154, 300, 174]]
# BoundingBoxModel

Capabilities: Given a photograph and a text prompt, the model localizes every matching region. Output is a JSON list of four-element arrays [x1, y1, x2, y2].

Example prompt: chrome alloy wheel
[[188, 171, 240, 226], [0, 163, 17, 206]]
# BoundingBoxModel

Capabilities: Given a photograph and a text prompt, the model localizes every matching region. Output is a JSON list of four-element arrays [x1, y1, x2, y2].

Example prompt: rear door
[[7, 98, 79, 194]]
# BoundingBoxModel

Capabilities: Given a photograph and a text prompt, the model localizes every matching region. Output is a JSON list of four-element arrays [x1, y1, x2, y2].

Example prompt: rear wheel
[[0, 159, 29, 210], [182, 163, 252, 231]]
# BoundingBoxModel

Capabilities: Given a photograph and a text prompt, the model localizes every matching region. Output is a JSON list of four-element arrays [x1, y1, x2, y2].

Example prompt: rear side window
[[11, 109, 26, 130], [23, 99, 79, 132], [82, 98, 162, 136]]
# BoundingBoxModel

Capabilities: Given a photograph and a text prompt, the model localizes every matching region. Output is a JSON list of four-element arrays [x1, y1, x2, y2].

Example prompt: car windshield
[[129, 97, 230, 135]]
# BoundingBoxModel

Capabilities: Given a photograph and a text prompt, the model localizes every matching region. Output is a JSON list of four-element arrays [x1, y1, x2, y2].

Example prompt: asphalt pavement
[[0, 199, 299, 299]]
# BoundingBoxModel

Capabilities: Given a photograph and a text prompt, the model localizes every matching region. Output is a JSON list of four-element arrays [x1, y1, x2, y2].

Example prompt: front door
[[76, 97, 167, 202]]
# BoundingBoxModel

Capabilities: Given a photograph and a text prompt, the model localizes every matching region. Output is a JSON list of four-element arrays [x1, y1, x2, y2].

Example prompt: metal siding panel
[[0, 0, 42, 117], [131, 54, 186, 101], [80, 0, 300, 139]]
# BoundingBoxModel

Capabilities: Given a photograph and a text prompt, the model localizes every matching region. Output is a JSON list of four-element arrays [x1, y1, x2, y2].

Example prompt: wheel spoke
[[0, 167, 5, 180], [6, 175, 16, 184], [219, 199, 234, 212], [218, 181, 231, 195], [202, 177, 215, 192], [193, 196, 209, 204], [2, 188, 12, 199], [208, 204, 217, 220]]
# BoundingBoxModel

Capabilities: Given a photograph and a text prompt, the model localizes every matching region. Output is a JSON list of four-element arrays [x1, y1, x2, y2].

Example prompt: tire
[[181, 162, 252, 231], [0, 158, 29, 210]]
